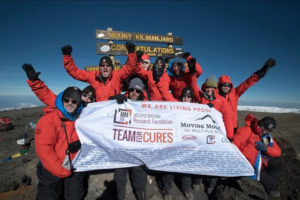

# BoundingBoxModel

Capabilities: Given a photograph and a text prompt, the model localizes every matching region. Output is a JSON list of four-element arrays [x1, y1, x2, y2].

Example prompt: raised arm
[[62, 45, 95, 83], [236, 58, 276, 97], [22, 64, 56, 106]]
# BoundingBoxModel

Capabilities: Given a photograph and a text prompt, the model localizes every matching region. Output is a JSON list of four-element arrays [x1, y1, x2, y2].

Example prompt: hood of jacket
[[167, 57, 186, 77]]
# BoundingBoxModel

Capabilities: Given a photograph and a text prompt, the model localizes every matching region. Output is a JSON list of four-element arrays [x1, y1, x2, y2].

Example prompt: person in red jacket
[[35, 86, 87, 200], [109, 78, 148, 200], [233, 114, 283, 197], [193, 75, 234, 140], [133, 56, 177, 101], [218, 58, 276, 131], [164, 52, 203, 100], [161, 87, 195, 200], [61, 42, 137, 102], [22, 64, 95, 107]]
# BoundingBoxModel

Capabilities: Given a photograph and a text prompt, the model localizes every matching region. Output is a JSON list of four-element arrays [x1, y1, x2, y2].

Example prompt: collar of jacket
[[55, 92, 83, 121], [203, 91, 215, 101]]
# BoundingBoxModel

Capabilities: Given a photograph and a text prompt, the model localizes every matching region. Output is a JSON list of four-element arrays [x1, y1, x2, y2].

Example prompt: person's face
[[142, 60, 150, 70], [220, 83, 232, 94], [157, 59, 164, 68], [205, 87, 215, 96], [81, 93, 94, 104], [99, 62, 112, 78], [172, 63, 182, 76], [128, 88, 142, 100], [181, 94, 192, 103], [63, 98, 78, 113]]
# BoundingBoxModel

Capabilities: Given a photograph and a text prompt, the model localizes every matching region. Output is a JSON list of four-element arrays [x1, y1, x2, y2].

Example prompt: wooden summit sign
[[96, 30, 183, 45], [97, 43, 183, 58]]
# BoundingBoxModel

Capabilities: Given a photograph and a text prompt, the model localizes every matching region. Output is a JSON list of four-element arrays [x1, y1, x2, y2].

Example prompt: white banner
[[73, 100, 254, 177]]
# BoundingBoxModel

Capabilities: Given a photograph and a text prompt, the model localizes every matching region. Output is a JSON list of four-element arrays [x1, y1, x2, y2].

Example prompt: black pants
[[260, 157, 284, 192], [162, 173, 192, 194], [114, 166, 147, 200], [36, 162, 88, 200]]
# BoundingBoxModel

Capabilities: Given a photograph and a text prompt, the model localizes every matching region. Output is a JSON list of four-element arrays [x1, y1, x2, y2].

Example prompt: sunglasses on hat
[[63, 98, 77, 104], [99, 63, 111, 67]]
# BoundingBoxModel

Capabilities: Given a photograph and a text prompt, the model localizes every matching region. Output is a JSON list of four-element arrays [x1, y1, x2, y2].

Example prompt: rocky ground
[[0, 107, 299, 200]]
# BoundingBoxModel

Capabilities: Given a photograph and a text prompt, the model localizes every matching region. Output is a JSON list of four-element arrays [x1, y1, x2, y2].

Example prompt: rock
[[237, 177, 267, 199]]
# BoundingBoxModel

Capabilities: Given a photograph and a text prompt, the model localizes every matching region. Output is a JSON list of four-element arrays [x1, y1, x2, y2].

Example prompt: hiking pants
[[260, 157, 284, 191], [36, 162, 88, 200], [162, 173, 192, 194], [114, 166, 147, 200]]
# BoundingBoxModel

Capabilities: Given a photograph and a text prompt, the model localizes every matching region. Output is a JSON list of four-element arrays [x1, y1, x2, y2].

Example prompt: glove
[[188, 58, 196, 74], [126, 42, 135, 53], [136, 50, 143, 62], [109, 94, 127, 104], [61, 45, 72, 55], [181, 52, 190, 59], [22, 64, 40, 81], [255, 141, 268, 152], [207, 103, 214, 108], [255, 58, 276, 78]]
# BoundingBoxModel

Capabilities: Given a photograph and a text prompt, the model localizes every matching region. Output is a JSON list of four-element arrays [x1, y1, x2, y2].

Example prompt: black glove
[[255, 58, 276, 78], [109, 94, 127, 104], [61, 45, 72, 55], [207, 103, 214, 108], [126, 42, 135, 53], [255, 141, 268, 152], [182, 52, 190, 59], [22, 64, 40, 81], [136, 50, 143, 62], [188, 58, 196, 74]]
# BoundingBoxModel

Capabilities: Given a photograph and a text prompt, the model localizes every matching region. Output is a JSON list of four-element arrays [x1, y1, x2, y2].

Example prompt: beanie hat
[[205, 75, 218, 88], [258, 117, 276, 132], [62, 86, 82, 105], [141, 54, 150, 63], [180, 87, 194, 100], [99, 56, 113, 69], [128, 78, 144, 93], [82, 85, 95, 99]]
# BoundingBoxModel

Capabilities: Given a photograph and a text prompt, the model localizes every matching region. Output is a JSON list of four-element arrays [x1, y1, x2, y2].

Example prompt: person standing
[[35, 87, 87, 200]]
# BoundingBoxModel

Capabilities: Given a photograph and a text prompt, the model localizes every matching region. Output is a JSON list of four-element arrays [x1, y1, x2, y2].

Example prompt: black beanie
[[62, 87, 82, 105], [258, 117, 276, 132], [180, 87, 194, 100], [99, 56, 113, 69], [82, 85, 95, 99]]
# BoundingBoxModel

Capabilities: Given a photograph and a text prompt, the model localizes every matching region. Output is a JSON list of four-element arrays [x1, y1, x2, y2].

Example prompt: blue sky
[[0, 0, 299, 106]]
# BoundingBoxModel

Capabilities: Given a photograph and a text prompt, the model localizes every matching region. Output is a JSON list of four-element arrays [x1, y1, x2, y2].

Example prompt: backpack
[[0, 117, 13, 131]]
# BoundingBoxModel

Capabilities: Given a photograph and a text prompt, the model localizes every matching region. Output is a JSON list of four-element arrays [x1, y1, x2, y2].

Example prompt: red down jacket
[[233, 114, 281, 167], [218, 73, 260, 128], [35, 108, 79, 178], [63, 53, 137, 102], [27, 79, 56, 106]]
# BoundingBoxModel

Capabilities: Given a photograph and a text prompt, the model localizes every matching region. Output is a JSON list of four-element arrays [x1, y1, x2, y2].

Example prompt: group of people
[[22, 42, 283, 200]]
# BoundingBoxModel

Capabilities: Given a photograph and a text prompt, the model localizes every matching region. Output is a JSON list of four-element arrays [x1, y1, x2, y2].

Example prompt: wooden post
[[106, 27, 115, 66]]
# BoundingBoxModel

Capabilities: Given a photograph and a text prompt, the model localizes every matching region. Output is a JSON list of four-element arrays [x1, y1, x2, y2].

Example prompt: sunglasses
[[182, 95, 192, 98], [221, 83, 232, 88], [129, 88, 142, 94], [82, 94, 95, 102], [63, 98, 77, 104], [142, 61, 150, 64], [99, 63, 111, 67]]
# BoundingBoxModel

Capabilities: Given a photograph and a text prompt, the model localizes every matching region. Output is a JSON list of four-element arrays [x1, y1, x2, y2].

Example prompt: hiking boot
[[184, 192, 194, 200], [164, 194, 172, 200], [269, 190, 280, 198]]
